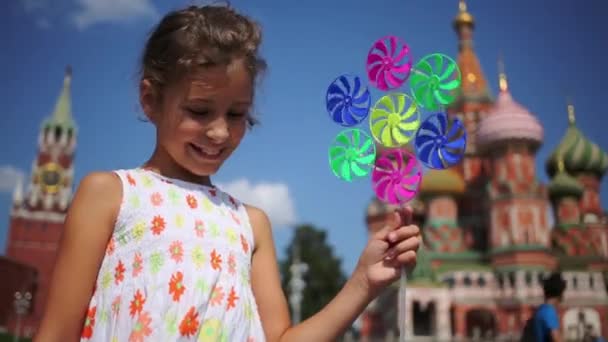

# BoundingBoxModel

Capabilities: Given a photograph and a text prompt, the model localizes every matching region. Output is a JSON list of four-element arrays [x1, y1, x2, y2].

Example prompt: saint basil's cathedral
[[362, 1, 608, 341], [0, 1, 607, 341]]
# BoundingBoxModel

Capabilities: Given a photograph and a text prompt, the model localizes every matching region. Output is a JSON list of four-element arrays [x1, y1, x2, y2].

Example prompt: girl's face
[[142, 60, 253, 179]]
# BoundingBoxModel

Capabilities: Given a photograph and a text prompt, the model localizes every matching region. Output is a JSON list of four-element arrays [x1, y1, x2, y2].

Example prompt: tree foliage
[[279, 224, 347, 322]]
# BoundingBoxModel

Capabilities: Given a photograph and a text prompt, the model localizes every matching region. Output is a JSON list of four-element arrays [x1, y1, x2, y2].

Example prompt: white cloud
[[72, 0, 159, 30], [217, 179, 297, 228], [0, 166, 25, 193]]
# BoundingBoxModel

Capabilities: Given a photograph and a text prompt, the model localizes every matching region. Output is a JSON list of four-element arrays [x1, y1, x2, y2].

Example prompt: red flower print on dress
[[179, 306, 200, 338], [210, 249, 222, 271], [209, 189, 217, 197], [230, 211, 241, 225], [240, 234, 249, 254], [150, 192, 163, 206], [129, 311, 152, 342], [210, 285, 225, 306], [129, 290, 146, 317], [132, 252, 143, 277], [194, 219, 205, 238], [106, 238, 115, 256], [169, 271, 186, 302], [228, 253, 236, 275], [186, 194, 198, 209], [114, 260, 126, 285], [169, 241, 184, 263], [226, 286, 239, 311], [111, 295, 121, 317], [151, 215, 166, 235], [81, 306, 96, 339], [229, 195, 237, 207], [127, 173, 136, 186]]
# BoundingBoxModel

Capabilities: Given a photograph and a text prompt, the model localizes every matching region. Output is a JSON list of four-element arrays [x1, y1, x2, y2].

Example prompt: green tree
[[279, 224, 347, 322]]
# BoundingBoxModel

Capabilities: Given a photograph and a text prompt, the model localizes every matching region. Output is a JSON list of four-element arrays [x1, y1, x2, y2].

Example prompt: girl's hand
[[353, 205, 420, 297]]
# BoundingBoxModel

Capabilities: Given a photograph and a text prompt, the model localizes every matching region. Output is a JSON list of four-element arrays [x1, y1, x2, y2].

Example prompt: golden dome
[[420, 168, 465, 195], [453, 0, 475, 28]]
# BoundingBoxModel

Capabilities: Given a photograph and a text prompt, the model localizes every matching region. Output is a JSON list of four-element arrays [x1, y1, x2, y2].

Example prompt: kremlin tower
[[361, 1, 608, 341], [3, 67, 77, 336]]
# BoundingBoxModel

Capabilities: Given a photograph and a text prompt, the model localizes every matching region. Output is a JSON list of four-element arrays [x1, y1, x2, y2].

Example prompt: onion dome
[[548, 157, 584, 200], [420, 168, 465, 195], [545, 103, 608, 179], [453, 0, 474, 30], [477, 60, 543, 152]]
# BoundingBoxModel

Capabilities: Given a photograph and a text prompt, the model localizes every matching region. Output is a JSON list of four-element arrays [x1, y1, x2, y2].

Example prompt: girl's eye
[[187, 109, 209, 116], [228, 112, 246, 118]]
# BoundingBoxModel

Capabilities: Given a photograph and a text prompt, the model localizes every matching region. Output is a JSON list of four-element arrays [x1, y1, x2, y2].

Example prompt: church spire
[[450, 0, 492, 103], [567, 98, 576, 125], [453, 0, 475, 32], [498, 54, 509, 92]]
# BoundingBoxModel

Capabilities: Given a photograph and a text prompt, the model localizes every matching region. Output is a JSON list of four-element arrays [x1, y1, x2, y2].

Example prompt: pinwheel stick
[[398, 266, 407, 342]]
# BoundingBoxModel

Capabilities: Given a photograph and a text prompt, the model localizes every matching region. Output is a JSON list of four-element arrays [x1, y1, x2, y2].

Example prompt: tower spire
[[498, 53, 509, 92], [453, 0, 475, 32], [567, 97, 576, 125], [47, 66, 74, 128]]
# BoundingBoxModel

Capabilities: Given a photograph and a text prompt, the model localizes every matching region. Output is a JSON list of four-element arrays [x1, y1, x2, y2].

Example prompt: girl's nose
[[206, 118, 229, 143]]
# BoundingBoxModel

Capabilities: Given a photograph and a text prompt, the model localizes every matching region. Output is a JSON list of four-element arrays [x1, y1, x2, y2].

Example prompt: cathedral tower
[[477, 59, 554, 270], [447, 0, 495, 253], [6, 67, 77, 333]]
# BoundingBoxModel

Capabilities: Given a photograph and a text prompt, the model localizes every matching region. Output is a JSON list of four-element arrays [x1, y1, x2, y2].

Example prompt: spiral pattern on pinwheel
[[414, 112, 467, 169], [326, 74, 371, 126], [372, 149, 422, 205], [366, 36, 413, 91], [369, 93, 421, 148], [409, 53, 461, 111], [329, 128, 376, 182]]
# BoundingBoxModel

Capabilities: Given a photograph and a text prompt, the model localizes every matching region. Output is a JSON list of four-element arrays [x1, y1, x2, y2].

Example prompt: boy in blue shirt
[[533, 272, 566, 342]]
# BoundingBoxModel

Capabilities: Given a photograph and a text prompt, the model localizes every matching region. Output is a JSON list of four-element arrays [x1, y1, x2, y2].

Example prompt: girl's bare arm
[[34, 172, 121, 342]]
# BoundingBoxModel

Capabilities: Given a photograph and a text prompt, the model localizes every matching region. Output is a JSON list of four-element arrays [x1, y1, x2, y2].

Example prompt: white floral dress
[[79, 168, 266, 341]]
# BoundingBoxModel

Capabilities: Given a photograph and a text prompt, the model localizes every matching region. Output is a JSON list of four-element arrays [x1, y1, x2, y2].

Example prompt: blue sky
[[1, 0, 607, 275]]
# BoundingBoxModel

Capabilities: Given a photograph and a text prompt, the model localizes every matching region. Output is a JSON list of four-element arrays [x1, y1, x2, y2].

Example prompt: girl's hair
[[138, 3, 266, 127]]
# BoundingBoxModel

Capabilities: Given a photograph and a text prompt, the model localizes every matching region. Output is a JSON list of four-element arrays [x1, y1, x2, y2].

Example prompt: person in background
[[533, 272, 567, 342]]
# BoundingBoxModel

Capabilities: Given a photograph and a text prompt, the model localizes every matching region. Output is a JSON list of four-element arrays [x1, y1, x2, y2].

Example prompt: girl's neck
[[143, 145, 213, 187]]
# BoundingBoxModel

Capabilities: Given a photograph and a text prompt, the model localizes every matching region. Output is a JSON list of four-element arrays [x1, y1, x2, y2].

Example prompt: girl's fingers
[[385, 250, 417, 268], [387, 224, 420, 244], [384, 234, 420, 260]]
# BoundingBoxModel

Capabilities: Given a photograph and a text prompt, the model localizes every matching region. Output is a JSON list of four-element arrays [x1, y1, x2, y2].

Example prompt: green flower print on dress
[[164, 311, 179, 336], [195, 278, 210, 295], [141, 174, 154, 188], [129, 193, 140, 209], [210, 223, 220, 238], [132, 221, 146, 241], [101, 270, 113, 289], [192, 246, 206, 269], [225, 228, 238, 245], [167, 188, 180, 206], [149, 252, 165, 275], [197, 318, 228, 342], [202, 197, 214, 212], [174, 213, 185, 228]]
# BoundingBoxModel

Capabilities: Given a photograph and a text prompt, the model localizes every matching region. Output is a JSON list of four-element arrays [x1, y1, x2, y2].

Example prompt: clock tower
[[6, 66, 77, 335]]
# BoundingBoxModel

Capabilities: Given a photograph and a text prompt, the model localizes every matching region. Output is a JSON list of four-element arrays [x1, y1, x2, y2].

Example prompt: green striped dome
[[545, 110, 608, 179], [548, 167, 584, 199]]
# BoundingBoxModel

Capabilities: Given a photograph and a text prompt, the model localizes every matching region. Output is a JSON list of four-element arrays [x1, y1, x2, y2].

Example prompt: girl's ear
[[140, 79, 159, 123]]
